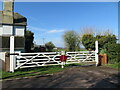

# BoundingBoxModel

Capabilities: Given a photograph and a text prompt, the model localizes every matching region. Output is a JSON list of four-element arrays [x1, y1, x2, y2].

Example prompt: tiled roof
[[0, 11, 27, 26]]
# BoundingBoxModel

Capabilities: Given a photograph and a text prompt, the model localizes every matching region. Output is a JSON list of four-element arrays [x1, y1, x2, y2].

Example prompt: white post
[[61, 51, 65, 68], [95, 41, 99, 66], [10, 36, 14, 72], [61, 62, 64, 68]]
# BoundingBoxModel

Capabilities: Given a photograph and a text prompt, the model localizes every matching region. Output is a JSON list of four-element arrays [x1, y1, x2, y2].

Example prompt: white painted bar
[[95, 41, 99, 66], [10, 36, 15, 72], [0, 52, 6, 70]]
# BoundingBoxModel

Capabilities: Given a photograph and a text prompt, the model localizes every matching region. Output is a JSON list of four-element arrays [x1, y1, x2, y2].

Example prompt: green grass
[[1, 65, 64, 79], [105, 62, 120, 69], [1, 63, 83, 80]]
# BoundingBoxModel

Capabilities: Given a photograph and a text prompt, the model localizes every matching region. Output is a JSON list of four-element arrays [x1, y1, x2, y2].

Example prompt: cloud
[[48, 29, 65, 33], [28, 26, 46, 32], [28, 26, 66, 34]]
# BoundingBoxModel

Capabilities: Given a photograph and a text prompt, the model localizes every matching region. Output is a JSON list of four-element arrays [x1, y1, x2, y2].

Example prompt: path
[[1, 66, 120, 88]]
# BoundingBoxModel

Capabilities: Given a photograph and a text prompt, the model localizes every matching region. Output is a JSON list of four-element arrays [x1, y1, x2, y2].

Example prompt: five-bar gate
[[9, 41, 99, 72]]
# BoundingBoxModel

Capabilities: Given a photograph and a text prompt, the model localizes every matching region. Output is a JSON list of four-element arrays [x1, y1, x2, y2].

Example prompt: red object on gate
[[60, 55, 67, 62]]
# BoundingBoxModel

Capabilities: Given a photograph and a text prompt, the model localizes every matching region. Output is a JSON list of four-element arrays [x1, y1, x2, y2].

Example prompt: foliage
[[81, 34, 96, 50], [45, 41, 55, 52], [25, 30, 34, 52], [106, 43, 120, 63], [96, 34, 117, 51], [81, 29, 118, 64], [63, 30, 80, 51], [81, 32, 117, 51], [99, 49, 107, 54]]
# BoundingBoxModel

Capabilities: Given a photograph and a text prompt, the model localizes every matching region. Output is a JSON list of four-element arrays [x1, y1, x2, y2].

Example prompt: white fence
[[10, 51, 96, 71], [9, 36, 99, 72], [15, 52, 61, 69]]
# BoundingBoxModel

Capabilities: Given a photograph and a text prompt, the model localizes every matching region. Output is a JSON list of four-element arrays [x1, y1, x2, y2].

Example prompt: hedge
[[106, 43, 120, 63]]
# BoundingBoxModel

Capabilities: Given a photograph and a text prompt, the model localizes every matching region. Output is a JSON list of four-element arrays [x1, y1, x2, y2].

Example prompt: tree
[[80, 27, 96, 50], [80, 27, 95, 36], [81, 28, 117, 51], [82, 34, 96, 50], [63, 30, 80, 51], [96, 34, 117, 50], [25, 30, 34, 52], [45, 41, 55, 51]]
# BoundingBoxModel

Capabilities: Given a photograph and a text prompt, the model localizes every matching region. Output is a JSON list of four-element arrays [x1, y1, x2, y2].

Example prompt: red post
[[60, 55, 67, 62]]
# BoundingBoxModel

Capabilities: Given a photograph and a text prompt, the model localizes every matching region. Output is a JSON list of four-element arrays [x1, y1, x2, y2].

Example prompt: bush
[[106, 43, 120, 64], [82, 34, 96, 50], [100, 49, 107, 54]]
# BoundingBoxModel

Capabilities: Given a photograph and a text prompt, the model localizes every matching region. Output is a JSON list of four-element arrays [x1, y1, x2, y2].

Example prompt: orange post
[[98, 54, 107, 65]]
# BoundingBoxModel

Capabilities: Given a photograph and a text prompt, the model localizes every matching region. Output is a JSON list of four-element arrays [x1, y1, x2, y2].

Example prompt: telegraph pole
[[42, 38, 45, 45]]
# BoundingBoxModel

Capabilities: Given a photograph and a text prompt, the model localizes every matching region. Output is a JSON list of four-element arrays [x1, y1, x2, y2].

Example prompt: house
[[0, 0, 27, 52]]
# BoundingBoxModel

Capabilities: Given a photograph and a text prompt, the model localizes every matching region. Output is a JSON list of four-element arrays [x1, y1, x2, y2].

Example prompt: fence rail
[[13, 51, 96, 70]]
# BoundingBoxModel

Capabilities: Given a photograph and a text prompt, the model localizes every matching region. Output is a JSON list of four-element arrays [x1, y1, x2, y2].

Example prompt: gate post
[[95, 41, 99, 66], [60, 51, 66, 68], [10, 36, 15, 72]]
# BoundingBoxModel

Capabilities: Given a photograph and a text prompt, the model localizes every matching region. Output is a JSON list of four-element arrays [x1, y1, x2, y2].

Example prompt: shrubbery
[[106, 43, 120, 64], [82, 34, 96, 50], [81, 29, 118, 64]]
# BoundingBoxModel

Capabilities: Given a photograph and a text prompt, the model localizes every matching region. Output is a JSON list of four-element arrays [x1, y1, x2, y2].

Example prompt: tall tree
[[25, 30, 34, 52], [45, 41, 55, 52], [63, 30, 80, 51]]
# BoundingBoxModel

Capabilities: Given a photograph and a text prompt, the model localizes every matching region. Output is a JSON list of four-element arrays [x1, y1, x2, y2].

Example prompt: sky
[[1, 2, 118, 47]]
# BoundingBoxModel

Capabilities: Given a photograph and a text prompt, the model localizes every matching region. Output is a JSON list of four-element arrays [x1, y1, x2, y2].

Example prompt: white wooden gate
[[9, 36, 99, 72], [66, 51, 96, 64], [15, 52, 61, 69], [11, 50, 96, 71]]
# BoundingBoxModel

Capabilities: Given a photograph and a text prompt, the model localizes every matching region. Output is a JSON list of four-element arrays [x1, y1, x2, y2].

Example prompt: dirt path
[[1, 66, 120, 88]]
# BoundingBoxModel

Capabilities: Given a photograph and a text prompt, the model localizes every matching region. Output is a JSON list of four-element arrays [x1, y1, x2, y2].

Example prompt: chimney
[[3, 0, 14, 24], [4, 0, 14, 12]]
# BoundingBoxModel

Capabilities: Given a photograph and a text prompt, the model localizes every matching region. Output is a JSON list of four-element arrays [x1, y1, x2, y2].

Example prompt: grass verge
[[1, 63, 83, 80], [104, 62, 120, 69]]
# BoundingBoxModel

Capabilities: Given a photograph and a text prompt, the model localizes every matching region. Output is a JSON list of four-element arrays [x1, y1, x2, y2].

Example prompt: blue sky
[[2, 2, 118, 47]]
